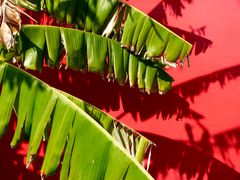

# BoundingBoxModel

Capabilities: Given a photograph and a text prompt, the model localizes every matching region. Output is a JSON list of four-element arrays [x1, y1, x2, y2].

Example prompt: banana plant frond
[[13, 0, 42, 11], [1, 25, 174, 94], [120, 6, 192, 64], [0, 61, 153, 179], [14, 0, 192, 65], [61, 90, 154, 162]]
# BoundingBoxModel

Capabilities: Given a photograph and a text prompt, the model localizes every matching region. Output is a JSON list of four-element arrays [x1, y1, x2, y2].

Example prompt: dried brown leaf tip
[[0, 0, 21, 49]]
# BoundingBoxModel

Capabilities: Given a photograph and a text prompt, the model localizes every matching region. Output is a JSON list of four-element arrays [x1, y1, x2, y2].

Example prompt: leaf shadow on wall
[[172, 65, 240, 171], [183, 122, 240, 172], [30, 68, 204, 122], [142, 132, 240, 180], [31, 64, 240, 123], [174, 64, 240, 103], [149, 0, 194, 24]]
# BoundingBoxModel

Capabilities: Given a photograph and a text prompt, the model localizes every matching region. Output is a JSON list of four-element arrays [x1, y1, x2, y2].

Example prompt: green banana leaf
[[15, 0, 192, 64], [121, 7, 192, 63], [61, 90, 153, 163], [0, 61, 153, 179], [15, 0, 43, 11], [2, 25, 174, 94]]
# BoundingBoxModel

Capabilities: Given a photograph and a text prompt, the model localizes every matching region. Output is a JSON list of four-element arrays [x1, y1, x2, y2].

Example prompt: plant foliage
[[0, 0, 193, 179], [0, 62, 153, 179]]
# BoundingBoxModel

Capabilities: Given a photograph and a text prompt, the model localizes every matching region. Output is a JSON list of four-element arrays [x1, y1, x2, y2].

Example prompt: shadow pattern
[[183, 123, 240, 171], [143, 132, 240, 180], [149, 0, 193, 24], [174, 64, 240, 102], [29, 67, 205, 122]]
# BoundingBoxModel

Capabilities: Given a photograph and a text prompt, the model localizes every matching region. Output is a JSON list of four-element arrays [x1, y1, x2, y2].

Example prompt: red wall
[[1, 0, 240, 179], [123, 0, 240, 179]]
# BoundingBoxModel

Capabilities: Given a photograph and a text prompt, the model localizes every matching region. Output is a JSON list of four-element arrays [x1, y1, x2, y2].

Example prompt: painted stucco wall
[[1, 0, 240, 179]]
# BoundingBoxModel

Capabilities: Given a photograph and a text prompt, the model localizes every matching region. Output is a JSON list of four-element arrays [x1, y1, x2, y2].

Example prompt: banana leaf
[[120, 7, 192, 63], [2, 25, 174, 94], [14, 0, 192, 64], [61, 91, 153, 162], [15, 0, 43, 11], [0, 61, 153, 179]]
